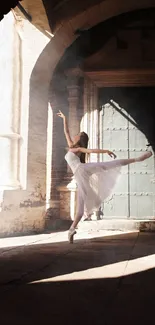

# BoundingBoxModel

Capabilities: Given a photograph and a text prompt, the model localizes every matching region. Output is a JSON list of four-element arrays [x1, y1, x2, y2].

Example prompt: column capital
[[65, 67, 83, 78], [65, 68, 83, 89]]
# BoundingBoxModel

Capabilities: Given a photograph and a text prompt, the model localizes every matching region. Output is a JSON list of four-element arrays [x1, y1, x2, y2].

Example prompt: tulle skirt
[[74, 160, 122, 215]]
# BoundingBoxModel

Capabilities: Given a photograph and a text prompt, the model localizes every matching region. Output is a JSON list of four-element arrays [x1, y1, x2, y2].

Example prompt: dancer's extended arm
[[70, 147, 116, 159], [57, 110, 73, 147]]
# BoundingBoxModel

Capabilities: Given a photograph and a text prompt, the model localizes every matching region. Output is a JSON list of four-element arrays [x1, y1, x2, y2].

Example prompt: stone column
[[83, 76, 101, 220], [57, 68, 83, 220], [66, 68, 83, 131]]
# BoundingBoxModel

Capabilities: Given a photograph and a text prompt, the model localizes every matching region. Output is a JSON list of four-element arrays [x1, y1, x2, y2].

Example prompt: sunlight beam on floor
[[29, 254, 155, 284]]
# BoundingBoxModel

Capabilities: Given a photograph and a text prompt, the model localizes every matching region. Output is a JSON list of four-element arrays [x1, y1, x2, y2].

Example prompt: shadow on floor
[[1, 269, 155, 325], [0, 232, 155, 285], [1, 232, 155, 324]]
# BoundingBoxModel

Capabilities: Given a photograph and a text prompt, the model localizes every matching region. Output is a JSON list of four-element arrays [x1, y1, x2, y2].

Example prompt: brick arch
[[28, 1, 155, 199]]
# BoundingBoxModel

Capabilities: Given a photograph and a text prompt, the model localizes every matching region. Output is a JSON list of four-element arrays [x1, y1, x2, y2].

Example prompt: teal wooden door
[[100, 92, 155, 219]]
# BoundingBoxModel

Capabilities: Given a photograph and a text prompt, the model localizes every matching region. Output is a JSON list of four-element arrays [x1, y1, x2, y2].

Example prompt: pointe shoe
[[135, 151, 152, 162], [68, 228, 76, 244]]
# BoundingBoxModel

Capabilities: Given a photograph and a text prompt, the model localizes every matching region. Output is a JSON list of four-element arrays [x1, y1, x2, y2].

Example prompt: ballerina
[[57, 110, 152, 243]]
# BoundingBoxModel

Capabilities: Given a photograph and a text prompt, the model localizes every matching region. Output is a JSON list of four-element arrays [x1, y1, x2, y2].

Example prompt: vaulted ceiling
[[42, 0, 104, 31], [0, 0, 103, 25], [57, 7, 155, 69], [1, 1, 155, 34]]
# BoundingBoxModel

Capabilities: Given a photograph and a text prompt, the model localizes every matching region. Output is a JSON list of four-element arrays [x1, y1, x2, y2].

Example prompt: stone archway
[[29, 1, 155, 195], [28, 2, 155, 228]]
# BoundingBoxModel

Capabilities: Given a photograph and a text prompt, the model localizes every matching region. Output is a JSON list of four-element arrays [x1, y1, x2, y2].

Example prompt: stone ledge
[[78, 219, 155, 232], [45, 218, 155, 233]]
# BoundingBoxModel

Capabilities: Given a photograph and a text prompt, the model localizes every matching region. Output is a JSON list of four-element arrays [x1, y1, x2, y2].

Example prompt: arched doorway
[[48, 8, 155, 221]]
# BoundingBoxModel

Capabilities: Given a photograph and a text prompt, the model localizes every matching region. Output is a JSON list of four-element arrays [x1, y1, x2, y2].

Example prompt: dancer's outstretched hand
[[57, 110, 65, 119], [107, 151, 117, 159]]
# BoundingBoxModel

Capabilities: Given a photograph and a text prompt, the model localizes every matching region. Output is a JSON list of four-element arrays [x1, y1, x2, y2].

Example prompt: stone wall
[[0, 11, 50, 236]]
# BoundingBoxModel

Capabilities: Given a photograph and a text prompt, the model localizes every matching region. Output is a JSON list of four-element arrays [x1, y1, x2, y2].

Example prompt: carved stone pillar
[[66, 68, 83, 172], [67, 83, 80, 137], [82, 76, 101, 220], [66, 68, 83, 131], [57, 68, 83, 220]]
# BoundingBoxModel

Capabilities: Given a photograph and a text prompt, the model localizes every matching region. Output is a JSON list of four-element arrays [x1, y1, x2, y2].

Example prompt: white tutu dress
[[65, 151, 121, 215]]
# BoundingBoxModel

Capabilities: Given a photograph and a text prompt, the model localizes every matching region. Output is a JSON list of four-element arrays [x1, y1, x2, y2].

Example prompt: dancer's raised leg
[[99, 151, 152, 170]]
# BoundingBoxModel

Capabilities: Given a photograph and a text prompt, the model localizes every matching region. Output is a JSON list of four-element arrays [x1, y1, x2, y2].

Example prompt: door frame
[[85, 69, 155, 87]]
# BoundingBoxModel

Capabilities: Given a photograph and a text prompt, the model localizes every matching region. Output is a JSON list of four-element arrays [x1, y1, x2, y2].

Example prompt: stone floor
[[1, 226, 155, 325]]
